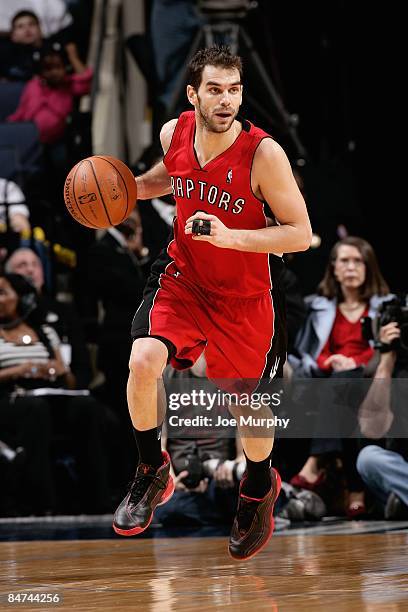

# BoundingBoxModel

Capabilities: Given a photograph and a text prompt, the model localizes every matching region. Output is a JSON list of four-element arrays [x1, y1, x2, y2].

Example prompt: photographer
[[357, 303, 408, 519], [155, 353, 245, 527]]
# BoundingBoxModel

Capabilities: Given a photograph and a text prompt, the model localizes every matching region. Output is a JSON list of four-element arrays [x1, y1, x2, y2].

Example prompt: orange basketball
[[63, 155, 137, 229]]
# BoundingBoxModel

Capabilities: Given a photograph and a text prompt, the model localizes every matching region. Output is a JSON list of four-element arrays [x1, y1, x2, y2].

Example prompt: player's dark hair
[[11, 10, 40, 28], [187, 45, 243, 91], [318, 236, 389, 301]]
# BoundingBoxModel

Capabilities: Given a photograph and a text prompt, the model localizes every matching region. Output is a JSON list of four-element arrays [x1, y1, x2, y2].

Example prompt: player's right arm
[[135, 119, 177, 200]]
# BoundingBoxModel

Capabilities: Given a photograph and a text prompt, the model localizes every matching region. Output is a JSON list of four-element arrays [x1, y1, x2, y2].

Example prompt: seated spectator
[[356, 313, 408, 519], [289, 237, 391, 378], [5, 247, 92, 389], [9, 9, 43, 46], [0, 2, 72, 39], [0, 272, 111, 515], [0, 178, 31, 234], [288, 236, 392, 517], [155, 353, 245, 527], [7, 44, 92, 145], [0, 10, 43, 82], [0, 9, 79, 83]]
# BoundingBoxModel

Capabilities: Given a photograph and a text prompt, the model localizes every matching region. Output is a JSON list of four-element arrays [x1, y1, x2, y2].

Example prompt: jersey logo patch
[[226, 169, 233, 184]]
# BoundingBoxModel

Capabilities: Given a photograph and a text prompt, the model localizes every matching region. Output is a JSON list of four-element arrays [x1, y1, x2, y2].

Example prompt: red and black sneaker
[[228, 467, 282, 561], [113, 450, 174, 536]]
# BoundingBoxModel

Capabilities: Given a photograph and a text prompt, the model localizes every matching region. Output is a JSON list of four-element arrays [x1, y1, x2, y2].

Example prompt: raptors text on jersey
[[164, 111, 278, 298]]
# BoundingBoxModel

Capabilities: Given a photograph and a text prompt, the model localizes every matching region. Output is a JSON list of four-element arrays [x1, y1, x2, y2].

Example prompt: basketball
[[63, 155, 137, 229]]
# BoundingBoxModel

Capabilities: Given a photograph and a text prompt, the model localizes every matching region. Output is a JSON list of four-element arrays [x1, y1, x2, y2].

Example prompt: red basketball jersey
[[164, 111, 275, 298]]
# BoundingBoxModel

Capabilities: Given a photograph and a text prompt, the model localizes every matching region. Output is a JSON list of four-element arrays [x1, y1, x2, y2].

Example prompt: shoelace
[[236, 497, 260, 533], [128, 466, 166, 505]]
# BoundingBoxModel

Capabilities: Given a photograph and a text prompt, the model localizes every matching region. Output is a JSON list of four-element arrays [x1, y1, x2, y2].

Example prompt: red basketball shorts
[[131, 252, 287, 385]]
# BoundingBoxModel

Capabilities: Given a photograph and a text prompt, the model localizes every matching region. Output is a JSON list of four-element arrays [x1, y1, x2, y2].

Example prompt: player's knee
[[129, 338, 167, 380], [129, 351, 161, 380]]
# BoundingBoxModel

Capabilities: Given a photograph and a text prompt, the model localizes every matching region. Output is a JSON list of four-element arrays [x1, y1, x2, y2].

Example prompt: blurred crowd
[[0, 0, 406, 527]]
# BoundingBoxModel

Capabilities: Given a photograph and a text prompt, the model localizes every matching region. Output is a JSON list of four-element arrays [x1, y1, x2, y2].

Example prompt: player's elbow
[[294, 224, 313, 252], [302, 227, 313, 251]]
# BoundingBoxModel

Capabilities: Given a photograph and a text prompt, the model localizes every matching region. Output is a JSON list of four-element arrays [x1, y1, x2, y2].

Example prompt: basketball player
[[113, 46, 312, 560]]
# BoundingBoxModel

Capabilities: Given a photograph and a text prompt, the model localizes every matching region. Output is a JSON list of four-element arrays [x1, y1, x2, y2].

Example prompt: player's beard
[[196, 95, 237, 133]]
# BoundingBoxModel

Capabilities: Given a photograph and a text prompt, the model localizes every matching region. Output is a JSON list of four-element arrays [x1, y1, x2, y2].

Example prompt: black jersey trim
[[237, 114, 251, 132], [257, 264, 287, 386], [192, 124, 206, 171]]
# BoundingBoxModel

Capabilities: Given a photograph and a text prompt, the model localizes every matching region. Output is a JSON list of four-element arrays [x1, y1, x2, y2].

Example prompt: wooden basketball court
[[1, 529, 408, 610]]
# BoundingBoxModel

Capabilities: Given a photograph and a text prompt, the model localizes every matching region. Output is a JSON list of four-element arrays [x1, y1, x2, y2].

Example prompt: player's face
[[334, 245, 366, 290], [9, 251, 44, 291], [190, 66, 243, 133]]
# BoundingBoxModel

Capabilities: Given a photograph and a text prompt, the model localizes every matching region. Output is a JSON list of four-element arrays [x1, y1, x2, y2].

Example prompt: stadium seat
[[0, 81, 25, 122], [0, 147, 21, 183], [0, 122, 42, 181]]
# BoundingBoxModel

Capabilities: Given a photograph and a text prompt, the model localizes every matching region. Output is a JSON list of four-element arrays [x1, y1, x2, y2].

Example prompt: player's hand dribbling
[[185, 212, 234, 249]]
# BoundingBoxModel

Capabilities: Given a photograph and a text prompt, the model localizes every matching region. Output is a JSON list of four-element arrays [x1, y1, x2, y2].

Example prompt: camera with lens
[[180, 451, 205, 489], [203, 458, 245, 483], [180, 451, 245, 489], [362, 295, 408, 357]]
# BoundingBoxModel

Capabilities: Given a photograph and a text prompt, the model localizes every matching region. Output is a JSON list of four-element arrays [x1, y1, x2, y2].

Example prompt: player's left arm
[[185, 139, 312, 253]]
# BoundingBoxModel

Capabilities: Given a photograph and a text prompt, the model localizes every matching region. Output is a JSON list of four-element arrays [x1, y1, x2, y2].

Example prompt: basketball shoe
[[229, 467, 282, 560], [113, 450, 174, 536]]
